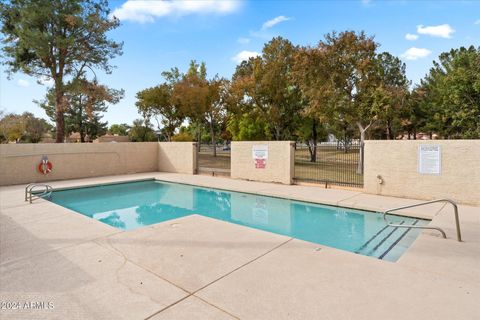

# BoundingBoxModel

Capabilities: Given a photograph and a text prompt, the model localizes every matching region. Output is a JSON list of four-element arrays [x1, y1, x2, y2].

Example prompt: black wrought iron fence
[[294, 141, 363, 187]]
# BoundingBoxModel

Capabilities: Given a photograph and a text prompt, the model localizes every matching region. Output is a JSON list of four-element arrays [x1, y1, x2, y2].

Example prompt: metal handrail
[[25, 183, 37, 201], [30, 184, 53, 203], [25, 183, 53, 203], [383, 199, 462, 242]]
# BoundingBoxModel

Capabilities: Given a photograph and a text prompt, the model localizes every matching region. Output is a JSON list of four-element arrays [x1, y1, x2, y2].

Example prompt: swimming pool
[[49, 180, 428, 261]]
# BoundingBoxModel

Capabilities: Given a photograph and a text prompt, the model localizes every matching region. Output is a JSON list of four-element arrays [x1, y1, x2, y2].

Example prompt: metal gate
[[294, 141, 363, 187], [196, 144, 231, 177]]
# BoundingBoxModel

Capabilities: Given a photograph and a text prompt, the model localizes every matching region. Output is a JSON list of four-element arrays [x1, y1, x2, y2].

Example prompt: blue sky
[[1, 0, 479, 125]]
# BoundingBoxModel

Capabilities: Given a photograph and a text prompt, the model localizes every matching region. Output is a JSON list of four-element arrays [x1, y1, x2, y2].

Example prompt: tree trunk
[[308, 119, 318, 162], [357, 128, 365, 175], [196, 126, 201, 152], [274, 125, 281, 141], [356, 121, 373, 175], [210, 117, 216, 157], [79, 108, 85, 143], [80, 129, 85, 143], [55, 88, 65, 143], [386, 120, 393, 140]]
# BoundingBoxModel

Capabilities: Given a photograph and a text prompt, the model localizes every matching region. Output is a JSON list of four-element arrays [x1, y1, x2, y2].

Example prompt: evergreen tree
[[0, 0, 122, 142]]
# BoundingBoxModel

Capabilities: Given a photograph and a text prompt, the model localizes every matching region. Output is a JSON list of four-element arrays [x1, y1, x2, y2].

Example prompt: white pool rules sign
[[418, 144, 441, 175], [252, 145, 268, 169]]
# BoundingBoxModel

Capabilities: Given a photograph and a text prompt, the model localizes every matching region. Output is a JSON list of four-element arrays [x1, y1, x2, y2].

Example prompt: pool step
[[355, 219, 421, 261]]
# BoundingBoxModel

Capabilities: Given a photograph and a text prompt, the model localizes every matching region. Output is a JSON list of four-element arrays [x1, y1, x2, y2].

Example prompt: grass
[[294, 162, 362, 186], [198, 153, 231, 169], [294, 147, 360, 163]]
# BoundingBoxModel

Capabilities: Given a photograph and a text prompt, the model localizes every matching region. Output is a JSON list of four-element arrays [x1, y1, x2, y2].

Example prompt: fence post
[[361, 141, 365, 175], [289, 141, 295, 184], [193, 142, 198, 174]]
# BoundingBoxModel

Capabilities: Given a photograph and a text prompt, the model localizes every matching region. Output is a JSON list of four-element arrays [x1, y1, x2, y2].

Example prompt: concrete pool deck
[[1, 172, 479, 319]]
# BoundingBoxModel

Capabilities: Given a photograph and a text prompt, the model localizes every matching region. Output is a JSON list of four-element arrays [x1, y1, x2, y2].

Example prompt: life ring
[[38, 161, 53, 175]]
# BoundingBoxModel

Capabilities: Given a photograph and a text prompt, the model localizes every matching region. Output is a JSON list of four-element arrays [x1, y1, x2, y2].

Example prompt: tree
[[108, 123, 130, 136], [227, 112, 271, 141], [135, 83, 183, 142], [420, 46, 480, 138], [401, 85, 432, 139], [293, 118, 328, 161], [292, 45, 334, 161], [371, 52, 410, 140], [128, 119, 156, 142], [171, 61, 209, 151], [24, 112, 52, 142], [172, 127, 194, 142], [0, 0, 122, 142], [226, 60, 269, 140], [0, 112, 51, 143], [318, 31, 378, 173], [0, 113, 24, 142], [169, 60, 227, 156], [38, 79, 123, 142], [228, 37, 302, 141], [204, 76, 228, 156]]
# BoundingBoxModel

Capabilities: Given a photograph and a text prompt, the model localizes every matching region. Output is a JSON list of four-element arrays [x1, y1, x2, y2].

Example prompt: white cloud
[[417, 24, 455, 38], [361, 0, 372, 6], [112, 0, 240, 23], [401, 47, 432, 60], [17, 79, 29, 87], [261, 15, 291, 30], [405, 33, 418, 41], [238, 37, 250, 44], [475, 20, 480, 25], [231, 50, 259, 64]]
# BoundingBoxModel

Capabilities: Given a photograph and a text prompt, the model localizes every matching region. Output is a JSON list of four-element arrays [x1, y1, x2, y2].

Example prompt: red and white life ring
[[38, 160, 53, 175]]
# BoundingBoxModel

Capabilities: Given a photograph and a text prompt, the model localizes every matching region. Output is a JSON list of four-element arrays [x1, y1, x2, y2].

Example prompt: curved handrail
[[25, 183, 37, 201], [383, 199, 461, 242], [26, 184, 53, 203]]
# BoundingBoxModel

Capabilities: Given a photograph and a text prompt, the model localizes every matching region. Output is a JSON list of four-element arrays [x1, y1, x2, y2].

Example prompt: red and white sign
[[252, 145, 268, 169], [255, 158, 266, 169]]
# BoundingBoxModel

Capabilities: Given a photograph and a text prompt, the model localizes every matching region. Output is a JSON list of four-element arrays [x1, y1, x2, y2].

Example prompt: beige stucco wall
[[364, 140, 480, 206], [0, 142, 159, 186], [231, 141, 294, 185], [158, 142, 197, 175]]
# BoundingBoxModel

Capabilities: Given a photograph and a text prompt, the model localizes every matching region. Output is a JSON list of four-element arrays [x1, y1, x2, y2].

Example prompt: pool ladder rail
[[383, 199, 462, 242], [25, 183, 53, 204]]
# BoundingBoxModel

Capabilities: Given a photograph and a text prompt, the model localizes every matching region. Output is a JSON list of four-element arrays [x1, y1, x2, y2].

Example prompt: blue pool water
[[49, 180, 428, 261]]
